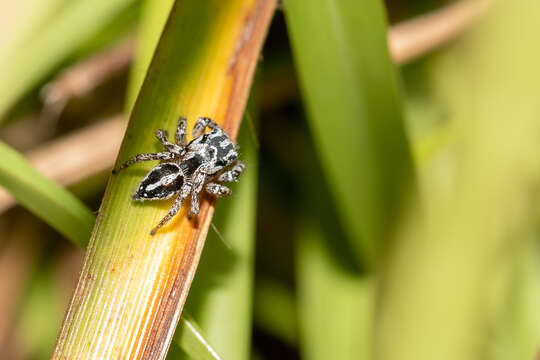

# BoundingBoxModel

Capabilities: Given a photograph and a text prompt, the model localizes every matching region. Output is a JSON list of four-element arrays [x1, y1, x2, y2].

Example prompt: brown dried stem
[[388, 0, 492, 64], [41, 37, 135, 108]]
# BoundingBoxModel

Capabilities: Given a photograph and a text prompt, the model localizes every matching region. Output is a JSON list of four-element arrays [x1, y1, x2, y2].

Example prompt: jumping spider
[[114, 116, 245, 235]]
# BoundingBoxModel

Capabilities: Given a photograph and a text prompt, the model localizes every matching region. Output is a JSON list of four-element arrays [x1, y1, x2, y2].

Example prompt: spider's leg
[[192, 117, 221, 138], [155, 129, 169, 143], [155, 129, 184, 155], [217, 161, 245, 183], [204, 118, 220, 130], [175, 116, 187, 146], [113, 152, 176, 173], [189, 172, 207, 217], [150, 183, 191, 235], [205, 183, 232, 197]]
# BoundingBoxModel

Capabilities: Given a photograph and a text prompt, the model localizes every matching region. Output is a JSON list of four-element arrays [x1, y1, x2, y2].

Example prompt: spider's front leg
[[113, 152, 176, 174], [150, 183, 191, 235], [217, 161, 246, 183], [175, 116, 187, 146], [192, 117, 221, 138], [155, 129, 184, 156]]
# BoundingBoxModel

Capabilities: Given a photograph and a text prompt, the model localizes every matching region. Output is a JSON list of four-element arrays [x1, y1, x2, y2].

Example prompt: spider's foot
[[150, 224, 161, 235]]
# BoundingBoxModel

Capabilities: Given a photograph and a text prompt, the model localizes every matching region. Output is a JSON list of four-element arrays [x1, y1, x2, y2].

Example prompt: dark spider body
[[114, 116, 245, 235]]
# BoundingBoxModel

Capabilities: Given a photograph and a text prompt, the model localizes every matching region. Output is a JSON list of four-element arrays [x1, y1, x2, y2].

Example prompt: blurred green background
[[1, 0, 539, 359]]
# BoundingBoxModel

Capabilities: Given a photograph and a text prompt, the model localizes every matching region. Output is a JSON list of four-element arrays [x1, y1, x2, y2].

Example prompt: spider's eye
[[133, 163, 184, 200]]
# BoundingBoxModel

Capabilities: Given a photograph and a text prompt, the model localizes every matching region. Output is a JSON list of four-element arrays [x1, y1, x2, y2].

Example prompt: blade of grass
[[0, 116, 125, 214], [51, 1, 276, 358], [0, 141, 94, 246], [292, 124, 374, 360], [174, 314, 222, 360], [296, 221, 373, 360], [284, 0, 416, 267], [126, 0, 175, 109], [0, 0, 137, 119], [376, 2, 540, 359], [127, 1, 257, 357]]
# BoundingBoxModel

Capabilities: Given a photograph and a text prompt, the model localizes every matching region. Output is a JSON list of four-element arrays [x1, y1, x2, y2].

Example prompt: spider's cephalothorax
[[114, 116, 245, 235]]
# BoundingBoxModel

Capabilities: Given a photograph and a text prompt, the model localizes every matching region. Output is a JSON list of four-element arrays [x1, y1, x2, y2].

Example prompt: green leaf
[[0, 141, 94, 247], [284, 0, 415, 267], [0, 0, 137, 119], [376, 2, 540, 359], [293, 127, 374, 360], [127, 2, 249, 359], [126, 0, 175, 109], [296, 221, 373, 360]]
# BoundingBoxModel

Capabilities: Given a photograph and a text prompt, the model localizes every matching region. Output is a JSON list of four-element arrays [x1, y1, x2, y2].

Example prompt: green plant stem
[[51, 1, 276, 358]]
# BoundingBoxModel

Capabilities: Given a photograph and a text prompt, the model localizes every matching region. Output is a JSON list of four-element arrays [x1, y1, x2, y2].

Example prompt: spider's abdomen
[[133, 163, 184, 200]]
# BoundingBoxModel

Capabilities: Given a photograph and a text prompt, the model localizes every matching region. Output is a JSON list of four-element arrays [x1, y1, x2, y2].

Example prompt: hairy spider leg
[[155, 129, 184, 155], [187, 152, 219, 217], [175, 116, 187, 146], [192, 117, 221, 138], [217, 161, 246, 183], [189, 171, 207, 216], [205, 183, 232, 197], [150, 182, 191, 235], [114, 152, 176, 173]]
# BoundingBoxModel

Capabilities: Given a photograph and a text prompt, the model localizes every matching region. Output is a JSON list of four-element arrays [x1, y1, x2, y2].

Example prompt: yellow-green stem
[[51, 1, 276, 358]]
